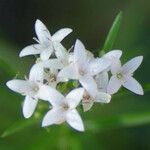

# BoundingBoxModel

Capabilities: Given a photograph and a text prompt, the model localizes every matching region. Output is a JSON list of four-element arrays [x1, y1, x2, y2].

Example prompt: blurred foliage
[[0, 0, 150, 150], [101, 11, 123, 53]]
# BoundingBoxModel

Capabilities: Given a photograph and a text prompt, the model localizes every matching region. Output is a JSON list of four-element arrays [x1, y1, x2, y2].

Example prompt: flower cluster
[[6, 19, 144, 132]]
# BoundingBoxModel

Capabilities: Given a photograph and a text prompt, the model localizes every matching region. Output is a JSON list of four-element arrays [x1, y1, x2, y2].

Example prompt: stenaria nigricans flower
[[107, 56, 144, 95], [40, 87, 84, 132], [19, 19, 72, 60]]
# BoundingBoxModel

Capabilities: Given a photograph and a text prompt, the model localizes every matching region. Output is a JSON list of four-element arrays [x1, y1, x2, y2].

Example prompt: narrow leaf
[[1, 117, 39, 138], [102, 11, 123, 53], [86, 111, 150, 133], [0, 58, 16, 76]]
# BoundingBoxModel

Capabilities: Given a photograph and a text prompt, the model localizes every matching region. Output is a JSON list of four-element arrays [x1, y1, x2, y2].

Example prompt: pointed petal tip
[[106, 94, 111, 103], [77, 127, 85, 132], [75, 39, 82, 44], [19, 51, 25, 57], [6, 80, 13, 89], [137, 55, 143, 62], [41, 122, 47, 127], [41, 117, 50, 127], [35, 19, 42, 25], [65, 28, 73, 33], [72, 124, 84, 132], [23, 114, 31, 119], [137, 88, 144, 95]]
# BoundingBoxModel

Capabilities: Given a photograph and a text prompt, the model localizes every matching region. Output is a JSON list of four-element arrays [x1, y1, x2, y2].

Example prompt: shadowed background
[[0, 0, 150, 150]]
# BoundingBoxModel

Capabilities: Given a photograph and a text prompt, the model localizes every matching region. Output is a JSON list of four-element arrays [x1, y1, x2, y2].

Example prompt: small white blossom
[[107, 56, 144, 95], [29, 58, 65, 88], [82, 89, 111, 112], [6, 77, 54, 118], [19, 19, 72, 60], [41, 87, 84, 132]]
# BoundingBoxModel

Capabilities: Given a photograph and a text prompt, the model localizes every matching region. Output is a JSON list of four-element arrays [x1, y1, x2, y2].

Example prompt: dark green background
[[0, 0, 150, 149]]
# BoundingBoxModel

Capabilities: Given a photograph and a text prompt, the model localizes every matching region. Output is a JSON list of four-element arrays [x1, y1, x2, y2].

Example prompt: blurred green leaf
[[0, 58, 16, 76], [100, 11, 123, 54], [86, 110, 150, 133], [1, 117, 39, 138]]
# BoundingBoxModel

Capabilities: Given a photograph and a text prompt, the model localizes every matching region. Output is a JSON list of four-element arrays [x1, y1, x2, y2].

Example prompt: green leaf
[[86, 111, 150, 133], [0, 58, 16, 77], [1, 117, 39, 138], [101, 11, 123, 54]]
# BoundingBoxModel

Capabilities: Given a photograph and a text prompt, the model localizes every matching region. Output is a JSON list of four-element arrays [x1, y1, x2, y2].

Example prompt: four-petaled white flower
[[40, 87, 84, 132], [58, 39, 110, 97], [19, 19, 72, 60], [82, 72, 111, 112], [82, 89, 111, 112], [29, 58, 65, 88], [6, 77, 53, 118], [107, 56, 144, 95]]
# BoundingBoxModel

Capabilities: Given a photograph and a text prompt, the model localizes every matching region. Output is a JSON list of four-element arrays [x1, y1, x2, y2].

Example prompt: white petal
[[74, 39, 87, 67], [40, 49, 53, 61], [103, 50, 122, 59], [66, 109, 84, 132], [23, 96, 38, 118], [122, 56, 143, 74], [66, 88, 84, 108], [42, 108, 65, 127], [95, 72, 109, 92], [19, 44, 43, 57], [123, 76, 144, 95], [52, 28, 72, 42], [35, 19, 51, 44], [89, 58, 110, 76], [29, 63, 44, 82], [37, 85, 64, 106], [6, 80, 32, 95], [79, 75, 98, 98], [82, 99, 94, 112], [53, 42, 69, 64], [95, 92, 111, 103], [107, 75, 122, 94], [86, 50, 94, 61], [42, 59, 64, 69], [58, 64, 78, 80], [111, 59, 122, 74]]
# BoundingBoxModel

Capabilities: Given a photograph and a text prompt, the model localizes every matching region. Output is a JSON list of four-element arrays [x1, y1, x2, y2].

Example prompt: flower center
[[63, 103, 69, 111], [117, 73, 123, 79], [32, 85, 39, 93], [79, 69, 86, 76], [83, 92, 92, 103], [44, 68, 57, 84]]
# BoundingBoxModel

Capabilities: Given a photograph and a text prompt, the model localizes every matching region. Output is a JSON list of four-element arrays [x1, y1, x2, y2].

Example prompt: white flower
[[107, 56, 144, 95], [58, 39, 110, 98], [19, 19, 72, 60], [82, 89, 111, 112], [82, 72, 111, 112], [6, 77, 54, 118], [29, 58, 65, 88], [41, 87, 84, 132]]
